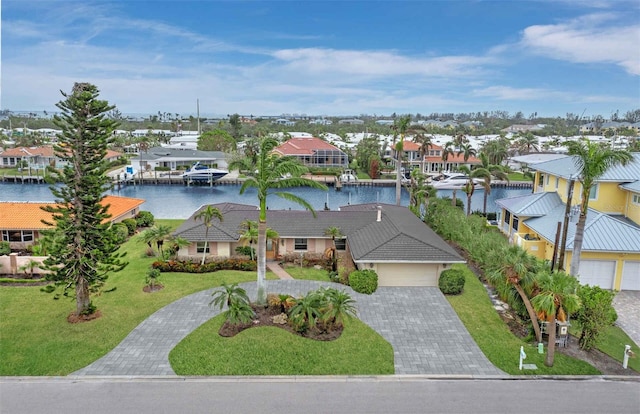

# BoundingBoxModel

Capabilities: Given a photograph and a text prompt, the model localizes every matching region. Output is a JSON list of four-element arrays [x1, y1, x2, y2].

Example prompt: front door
[[266, 239, 277, 260]]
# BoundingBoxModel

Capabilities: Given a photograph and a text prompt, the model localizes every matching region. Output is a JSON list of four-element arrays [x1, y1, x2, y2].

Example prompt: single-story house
[[0, 195, 145, 250], [0, 146, 122, 169], [173, 202, 465, 286], [129, 147, 228, 172]]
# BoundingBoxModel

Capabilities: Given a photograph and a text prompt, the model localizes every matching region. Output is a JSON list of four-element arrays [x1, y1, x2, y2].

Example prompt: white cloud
[[521, 13, 640, 75]]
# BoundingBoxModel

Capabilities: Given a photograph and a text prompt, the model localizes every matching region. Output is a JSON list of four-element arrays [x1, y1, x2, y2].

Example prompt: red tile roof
[[273, 137, 341, 156], [0, 195, 145, 230], [0, 146, 55, 157]]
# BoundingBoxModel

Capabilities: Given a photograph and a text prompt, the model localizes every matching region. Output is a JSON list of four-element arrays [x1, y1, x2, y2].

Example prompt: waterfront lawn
[[446, 265, 600, 375], [0, 220, 277, 376], [506, 171, 532, 182], [170, 313, 394, 375]]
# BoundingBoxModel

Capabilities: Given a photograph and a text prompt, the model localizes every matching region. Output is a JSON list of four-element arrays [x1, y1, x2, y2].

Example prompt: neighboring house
[[129, 146, 228, 172], [495, 153, 640, 291], [173, 203, 465, 287], [337, 119, 365, 125], [272, 137, 349, 169], [501, 124, 544, 133], [0, 195, 145, 250], [423, 143, 481, 175], [0, 146, 122, 169]]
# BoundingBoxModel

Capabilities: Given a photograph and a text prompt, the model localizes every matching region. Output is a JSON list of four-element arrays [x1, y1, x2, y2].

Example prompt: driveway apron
[[72, 280, 503, 377]]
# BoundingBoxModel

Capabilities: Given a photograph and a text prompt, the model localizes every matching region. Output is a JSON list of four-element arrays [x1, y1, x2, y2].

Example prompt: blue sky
[[2, 1, 639, 118]]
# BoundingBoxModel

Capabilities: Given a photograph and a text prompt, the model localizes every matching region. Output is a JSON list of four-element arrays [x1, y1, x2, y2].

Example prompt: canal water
[[0, 182, 531, 219]]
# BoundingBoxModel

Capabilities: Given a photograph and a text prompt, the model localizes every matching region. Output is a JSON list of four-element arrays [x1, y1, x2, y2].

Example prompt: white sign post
[[519, 346, 526, 370]]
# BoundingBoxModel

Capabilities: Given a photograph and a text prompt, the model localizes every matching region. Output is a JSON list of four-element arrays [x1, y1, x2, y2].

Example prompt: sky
[[2, 0, 639, 119]]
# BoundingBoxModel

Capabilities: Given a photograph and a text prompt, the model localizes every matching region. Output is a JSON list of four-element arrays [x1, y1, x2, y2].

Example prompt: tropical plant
[[320, 287, 357, 329], [145, 268, 161, 290], [411, 127, 433, 175], [565, 140, 632, 276], [477, 152, 509, 215], [225, 300, 255, 325], [575, 285, 617, 351], [139, 224, 173, 257], [458, 165, 491, 216], [228, 136, 327, 304], [238, 220, 278, 261], [40, 83, 127, 317], [324, 226, 343, 272], [531, 270, 581, 367], [209, 282, 251, 310], [0, 241, 11, 255], [288, 291, 323, 332], [194, 205, 224, 265], [18, 259, 41, 278], [486, 245, 542, 343], [405, 167, 436, 218], [457, 143, 477, 163]]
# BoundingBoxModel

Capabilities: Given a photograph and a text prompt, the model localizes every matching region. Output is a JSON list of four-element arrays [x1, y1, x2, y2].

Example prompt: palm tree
[[487, 245, 542, 343], [565, 140, 632, 277], [516, 132, 540, 154], [194, 205, 223, 265], [391, 115, 411, 206], [458, 165, 490, 216], [531, 270, 581, 367], [321, 287, 357, 329], [457, 143, 477, 163], [406, 167, 436, 217], [482, 137, 509, 166], [139, 224, 173, 257], [412, 128, 433, 175], [441, 141, 455, 171], [478, 152, 509, 215], [324, 226, 343, 272], [228, 136, 327, 304]]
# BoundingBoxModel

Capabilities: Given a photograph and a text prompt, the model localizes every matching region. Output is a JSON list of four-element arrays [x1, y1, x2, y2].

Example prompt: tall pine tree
[[42, 83, 127, 318]]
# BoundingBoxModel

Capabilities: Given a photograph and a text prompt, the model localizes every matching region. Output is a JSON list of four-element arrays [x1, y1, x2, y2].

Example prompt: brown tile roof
[[0, 195, 145, 230], [273, 137, 341, 156]]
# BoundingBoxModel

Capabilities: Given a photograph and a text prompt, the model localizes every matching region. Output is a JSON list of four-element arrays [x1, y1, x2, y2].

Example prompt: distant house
[[502, 124, 544, 133], [423, 143, 481, 175], [0, 195, 145, 250], [272, 118, 295, 126], [0, 146, 122, 169], [338, 119, 365, 125], [273, 137, 348, 169], [173, 203, 465, 286], [129, 146, 228, 172]]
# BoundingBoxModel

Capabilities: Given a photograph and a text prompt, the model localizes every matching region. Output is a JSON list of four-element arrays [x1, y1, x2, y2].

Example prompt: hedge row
[[152, 258, 257, 273]]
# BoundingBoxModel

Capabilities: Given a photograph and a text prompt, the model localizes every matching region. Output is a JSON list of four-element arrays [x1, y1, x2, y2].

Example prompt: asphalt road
[[1, 377, 639, 414]]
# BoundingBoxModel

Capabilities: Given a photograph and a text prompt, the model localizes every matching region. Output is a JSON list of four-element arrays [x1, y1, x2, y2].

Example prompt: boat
[[182, 162, 228, 183], [339, 169, 358, 184], [430, 172, 484, 190]]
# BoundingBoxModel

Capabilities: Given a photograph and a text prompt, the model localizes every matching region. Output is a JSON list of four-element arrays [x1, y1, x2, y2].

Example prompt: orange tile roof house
[[423, 143, 481, 175], [0, 195, 144, 250], [273, 137, 349, 169]]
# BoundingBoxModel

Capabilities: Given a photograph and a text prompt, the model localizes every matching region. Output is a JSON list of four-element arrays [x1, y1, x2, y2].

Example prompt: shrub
[[145, 268, 161, 289], [0, 241, 10, 255], [576, 285, 618, 351], [121, 218, 137, 235], [112, 223, 130, 244], [348, 269, 378, 294], [151, 257, 257, 273], [235, 245, 255, 258], [438, 268, 466, 295], [135, 211, 155, 227]]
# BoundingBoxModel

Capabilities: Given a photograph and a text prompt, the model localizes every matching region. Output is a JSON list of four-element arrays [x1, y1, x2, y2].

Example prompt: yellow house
[[496, 153, 640, 291]]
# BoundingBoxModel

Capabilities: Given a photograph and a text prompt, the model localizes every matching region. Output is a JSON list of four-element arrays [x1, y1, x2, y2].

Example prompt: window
[[294, 238, 307, 250], [512, 215, 519, 231], [589, 184, 599, 200], [633, 194, 640, 205], [196, 242, 209, 254], [555, 177, 559, 189], [334, 238, 346, 251], [22, 231, 34, 242], [546, 175, 550, 186], [1, 230, 8, 242]]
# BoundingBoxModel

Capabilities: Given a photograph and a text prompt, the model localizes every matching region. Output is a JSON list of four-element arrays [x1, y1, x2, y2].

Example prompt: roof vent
[[376, 205, 382, 222]]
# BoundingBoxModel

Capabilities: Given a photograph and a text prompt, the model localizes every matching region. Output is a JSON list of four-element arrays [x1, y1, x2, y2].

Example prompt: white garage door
[[580, 260, 616, 290], [621, 261, 640, 291], [375, 263, 438, 287]]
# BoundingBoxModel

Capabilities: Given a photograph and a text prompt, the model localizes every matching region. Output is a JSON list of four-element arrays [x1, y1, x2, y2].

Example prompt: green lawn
[[506, 172, 532, 182], [446, 265, 600, 375], [170, 315, 394, 375], [570, 321, 640, 372], [282, 264, 331, 281], [0, 219, 276, 376]]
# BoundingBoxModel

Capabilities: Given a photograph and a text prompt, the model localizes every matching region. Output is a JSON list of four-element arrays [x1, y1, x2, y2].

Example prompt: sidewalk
[[266, 261, 294, 280]]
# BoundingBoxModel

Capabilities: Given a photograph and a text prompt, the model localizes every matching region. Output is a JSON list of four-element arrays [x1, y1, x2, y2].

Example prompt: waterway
[[0, 182, 531, 219]]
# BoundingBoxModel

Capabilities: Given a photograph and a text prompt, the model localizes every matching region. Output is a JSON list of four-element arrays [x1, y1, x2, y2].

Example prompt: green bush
[[135, 211, 155, 227], [576, 285, 618, 351], [348, 269, 378, 294], [235, 246, 255, 258], [151, 257, 257, 273], [122, 218, 137, 235], [154, 166, 170, 171], [0, 241, 10, 255], [112, 223, 130, 244], [438, 268, 466, 295]]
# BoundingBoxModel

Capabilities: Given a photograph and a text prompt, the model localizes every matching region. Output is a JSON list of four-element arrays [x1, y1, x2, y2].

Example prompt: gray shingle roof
[[173, 203, 464, 264]]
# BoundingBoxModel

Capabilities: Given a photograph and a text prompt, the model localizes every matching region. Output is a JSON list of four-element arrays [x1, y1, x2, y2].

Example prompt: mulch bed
[[218, 304, 343, 341]]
